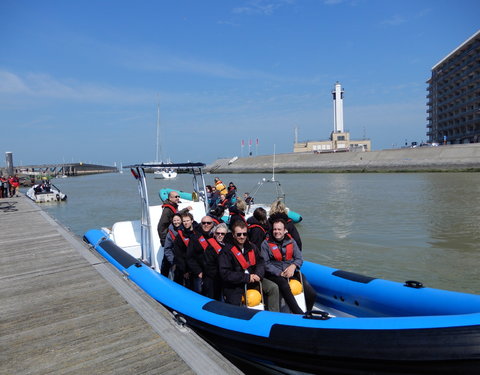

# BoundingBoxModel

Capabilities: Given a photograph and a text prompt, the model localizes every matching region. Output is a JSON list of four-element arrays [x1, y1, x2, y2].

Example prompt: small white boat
[[154, 168, 177, 179], [26, 182, 67, 203]]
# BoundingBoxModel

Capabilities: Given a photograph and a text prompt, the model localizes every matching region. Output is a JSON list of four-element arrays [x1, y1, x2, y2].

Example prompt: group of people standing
[[0, 175, 20, 198], [156, 180, 315, 314]]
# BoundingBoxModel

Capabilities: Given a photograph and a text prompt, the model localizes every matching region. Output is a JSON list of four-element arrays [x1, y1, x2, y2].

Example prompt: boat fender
[[303, 310, 330, 320], [404, 280, 424, 288]]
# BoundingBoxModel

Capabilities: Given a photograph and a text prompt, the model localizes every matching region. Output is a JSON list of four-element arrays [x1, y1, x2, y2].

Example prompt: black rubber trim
[[332, 270, 375, 283], [99, 240, 139, 269], [202, 300, 261, 320]]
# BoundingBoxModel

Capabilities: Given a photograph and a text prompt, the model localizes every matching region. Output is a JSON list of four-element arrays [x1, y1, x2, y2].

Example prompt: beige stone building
[[294, 131, 371, 153]]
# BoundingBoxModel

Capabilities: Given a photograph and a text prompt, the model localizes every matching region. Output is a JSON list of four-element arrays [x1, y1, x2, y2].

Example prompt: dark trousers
[[203, 276, 222, 301], [267, 273, 316, 314]]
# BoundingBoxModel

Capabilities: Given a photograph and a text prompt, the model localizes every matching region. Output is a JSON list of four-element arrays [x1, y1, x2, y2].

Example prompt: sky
[[1, 0, 479, 166]]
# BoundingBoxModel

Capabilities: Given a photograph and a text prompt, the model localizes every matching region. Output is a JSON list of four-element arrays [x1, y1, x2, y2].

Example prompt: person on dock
[[268, 200, 302, 251], [173, 213, 197, 288], [157, 191, 192, 247], [219, 221, 279, 311], [160, 213, 183, 278], [202, 223, 228, 300], [261, 219, 316, 314], [186, 215, 215, 294], [247, 207, 270, 249]]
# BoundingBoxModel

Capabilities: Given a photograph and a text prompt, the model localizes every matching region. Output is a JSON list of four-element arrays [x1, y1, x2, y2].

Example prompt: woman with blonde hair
[[268, 199, 302, 250]]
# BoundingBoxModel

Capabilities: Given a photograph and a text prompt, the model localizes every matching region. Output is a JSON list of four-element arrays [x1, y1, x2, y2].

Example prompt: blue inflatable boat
[[84, 228, 480, 374], [85, 163, 480, 374]]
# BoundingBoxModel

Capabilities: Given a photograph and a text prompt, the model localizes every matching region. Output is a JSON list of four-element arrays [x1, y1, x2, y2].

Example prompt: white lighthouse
[[332, 82, 344, 133]]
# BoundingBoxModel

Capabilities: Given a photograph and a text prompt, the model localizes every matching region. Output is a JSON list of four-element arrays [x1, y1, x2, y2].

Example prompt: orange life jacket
[[230, 246, 256, 270]]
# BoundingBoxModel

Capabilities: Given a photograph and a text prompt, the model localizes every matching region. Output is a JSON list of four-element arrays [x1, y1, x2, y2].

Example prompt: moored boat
[[84, 162, 480, 374], [26, 181, 67, 203]]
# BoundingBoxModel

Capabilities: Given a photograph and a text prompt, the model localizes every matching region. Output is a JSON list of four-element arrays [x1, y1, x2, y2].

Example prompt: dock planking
[[0, 197, 243, 375]]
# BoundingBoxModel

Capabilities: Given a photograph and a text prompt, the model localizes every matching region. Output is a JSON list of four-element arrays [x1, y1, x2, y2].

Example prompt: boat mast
[[156, 101, 162, 163], [272, 144, 276, 182]]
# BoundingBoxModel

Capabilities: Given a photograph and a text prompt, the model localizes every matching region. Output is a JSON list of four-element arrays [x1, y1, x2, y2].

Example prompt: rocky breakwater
[[207, 144, 480, 173]]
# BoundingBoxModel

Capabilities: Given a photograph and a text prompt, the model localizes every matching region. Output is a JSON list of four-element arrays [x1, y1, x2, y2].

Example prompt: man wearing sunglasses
[[157, 190, 193, 246], [187, 216, 215, 294], [219, 221, 279, 311]]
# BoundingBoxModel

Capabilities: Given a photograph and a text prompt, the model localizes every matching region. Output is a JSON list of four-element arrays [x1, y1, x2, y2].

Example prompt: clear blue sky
[[1, 0, 479, 166]]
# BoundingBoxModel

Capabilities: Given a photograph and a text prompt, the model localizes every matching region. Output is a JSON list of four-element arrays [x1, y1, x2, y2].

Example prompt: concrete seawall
[[207, 144, 480, 173]]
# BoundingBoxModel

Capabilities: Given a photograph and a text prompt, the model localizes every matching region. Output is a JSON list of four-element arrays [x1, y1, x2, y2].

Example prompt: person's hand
[[249, 274, 260, 283], [187, 206, 193, 211], [184, 272, 190, 279], [198, 272, 203, 278], [281, 264, 296, 278]]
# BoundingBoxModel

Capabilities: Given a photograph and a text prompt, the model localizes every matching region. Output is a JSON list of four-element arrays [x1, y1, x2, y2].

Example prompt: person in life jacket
[[268, 199, 302, 251], [173, 213, 197, 288], [157, 190, 193, 246], [202, 222, 228, 300], [225, 181, 237, 201], [214, 177, 228, 195], [186, 216, 215, 294], [160, 213, 183, 277], [261, 218, 316, 314], [247, 207, 271, 249], [219, 221, 279, 311], [208, 206, 225, 225], [228, 198, 247, 231], [217, 193, 230, 208]]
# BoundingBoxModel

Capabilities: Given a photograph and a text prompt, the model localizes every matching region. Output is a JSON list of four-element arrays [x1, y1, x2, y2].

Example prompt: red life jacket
[[162, 203, 177, 213], [168, 229, 177, 241], [248, 223, 266, 233], [210, 216, 220, 225], [197, 235, 209, 251], [207, 238, 223, 254], [177, 230, 189, 246], [219, 199, 229, 207], [230, 246, 256, 270], [229, 211, 247, 224], [268, 240, 294, 261]]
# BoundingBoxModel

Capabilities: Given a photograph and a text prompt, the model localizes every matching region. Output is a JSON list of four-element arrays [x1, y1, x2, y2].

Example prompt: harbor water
[[37, 171, 480, 295]]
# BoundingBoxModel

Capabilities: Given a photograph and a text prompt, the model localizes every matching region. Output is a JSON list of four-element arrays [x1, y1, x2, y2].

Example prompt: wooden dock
[[0, 196, 243, 375]]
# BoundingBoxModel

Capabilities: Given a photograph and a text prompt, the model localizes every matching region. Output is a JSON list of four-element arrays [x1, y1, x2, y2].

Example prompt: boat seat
[[111, 220, 142, 259]]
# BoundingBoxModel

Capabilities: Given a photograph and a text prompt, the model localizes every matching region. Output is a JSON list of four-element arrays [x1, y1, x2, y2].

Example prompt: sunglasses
[[235, 232, 247, 237], [201, 221, 213, 225], [173, 195, 180, 198], [215, 232, 227, 236]]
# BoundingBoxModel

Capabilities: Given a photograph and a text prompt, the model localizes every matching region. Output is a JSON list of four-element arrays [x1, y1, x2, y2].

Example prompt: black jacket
[[247, 216, 270, 250]]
